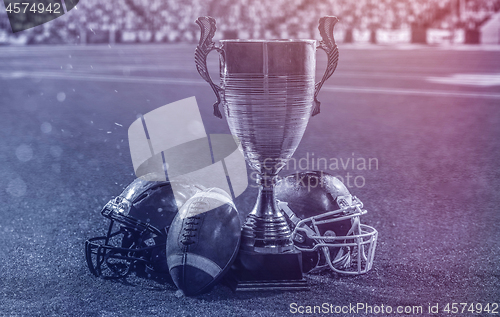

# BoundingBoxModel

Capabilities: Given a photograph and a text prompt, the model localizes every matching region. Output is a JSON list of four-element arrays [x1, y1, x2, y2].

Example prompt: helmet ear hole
[[324, 230, 336, 237]]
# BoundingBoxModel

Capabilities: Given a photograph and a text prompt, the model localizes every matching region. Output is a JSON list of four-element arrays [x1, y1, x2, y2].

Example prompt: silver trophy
[[195, 16, 339, 290]]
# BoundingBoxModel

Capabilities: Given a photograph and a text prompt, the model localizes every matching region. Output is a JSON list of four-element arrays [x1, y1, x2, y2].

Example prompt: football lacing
[[180, 216, 201, 245]]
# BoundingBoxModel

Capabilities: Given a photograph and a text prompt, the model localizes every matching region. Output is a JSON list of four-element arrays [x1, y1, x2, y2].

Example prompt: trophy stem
[[241, 175, 294, 254], [228, 175, 307, 292]]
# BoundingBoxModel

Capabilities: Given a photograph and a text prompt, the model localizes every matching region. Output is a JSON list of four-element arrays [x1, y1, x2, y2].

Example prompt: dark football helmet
[[275, 171, 378, 275], [85, 175, 204, 279]]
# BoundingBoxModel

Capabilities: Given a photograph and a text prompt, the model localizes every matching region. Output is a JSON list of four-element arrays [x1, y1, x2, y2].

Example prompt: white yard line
[[0, 70, 499, 99]]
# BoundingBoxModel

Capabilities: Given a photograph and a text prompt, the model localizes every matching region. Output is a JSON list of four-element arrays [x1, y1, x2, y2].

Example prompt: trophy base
[[226, 249, 309, 292]]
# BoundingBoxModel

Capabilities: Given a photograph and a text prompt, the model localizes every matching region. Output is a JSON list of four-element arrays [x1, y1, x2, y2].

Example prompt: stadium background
[[1, 0, 500, 44], [0, 0, 499, 316]]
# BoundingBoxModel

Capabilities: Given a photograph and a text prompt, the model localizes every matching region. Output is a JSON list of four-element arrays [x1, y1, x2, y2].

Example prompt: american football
[[166, 187, 241, 296]]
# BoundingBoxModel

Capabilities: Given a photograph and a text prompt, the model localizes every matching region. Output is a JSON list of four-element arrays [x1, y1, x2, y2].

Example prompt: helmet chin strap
[[324, 246, 350, 269], [328, 216, 368, 275], [323, 230, 351, 269], [347, 216, 361, 236]]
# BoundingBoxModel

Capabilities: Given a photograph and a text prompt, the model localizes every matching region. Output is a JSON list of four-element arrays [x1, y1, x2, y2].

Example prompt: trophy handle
[[313, 16, 340, 117], [195, 16, 224, 119]]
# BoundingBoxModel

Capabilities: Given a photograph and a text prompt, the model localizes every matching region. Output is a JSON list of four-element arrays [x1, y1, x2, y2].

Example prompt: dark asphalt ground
[[0, 43, 499, 316]]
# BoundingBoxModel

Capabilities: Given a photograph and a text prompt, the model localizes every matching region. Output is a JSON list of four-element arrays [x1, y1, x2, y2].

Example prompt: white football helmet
[[275, 171, 378, 275]]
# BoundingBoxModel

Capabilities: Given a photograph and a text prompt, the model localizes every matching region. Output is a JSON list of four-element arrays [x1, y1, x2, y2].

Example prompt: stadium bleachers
[[0, 0, 499, 44]]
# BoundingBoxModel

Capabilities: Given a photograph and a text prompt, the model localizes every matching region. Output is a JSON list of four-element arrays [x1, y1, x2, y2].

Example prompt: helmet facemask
[[279, 194, 378, 275], [85, 176, 204, 280], [85, 196, 167, 279]]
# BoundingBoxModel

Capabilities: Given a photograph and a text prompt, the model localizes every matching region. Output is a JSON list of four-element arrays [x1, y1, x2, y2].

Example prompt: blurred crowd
[[0, 0, 498, 44], [459, 0, 500, 29]]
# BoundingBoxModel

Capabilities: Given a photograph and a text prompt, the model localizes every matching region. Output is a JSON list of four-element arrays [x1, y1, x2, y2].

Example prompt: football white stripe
[[168, 253, 222, 278], [203, 188, 234, 205], [180, 188, 235, 218]]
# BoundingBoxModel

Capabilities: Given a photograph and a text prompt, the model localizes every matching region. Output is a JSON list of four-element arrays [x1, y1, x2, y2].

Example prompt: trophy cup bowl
[[195, 16, 339, 290]]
